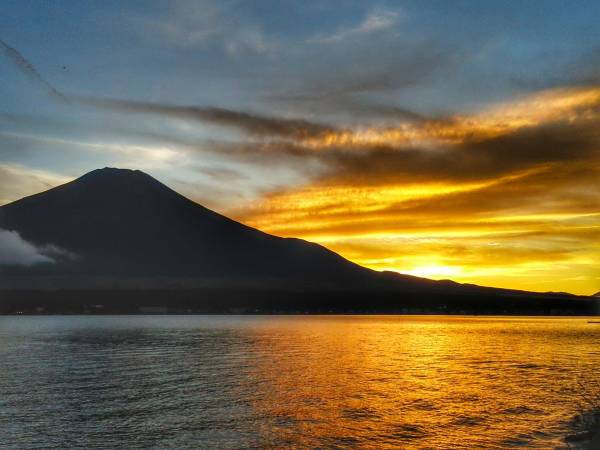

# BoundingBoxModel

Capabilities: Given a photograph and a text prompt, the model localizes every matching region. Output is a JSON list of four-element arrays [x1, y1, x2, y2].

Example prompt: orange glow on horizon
[[229, 87, 600, 295]]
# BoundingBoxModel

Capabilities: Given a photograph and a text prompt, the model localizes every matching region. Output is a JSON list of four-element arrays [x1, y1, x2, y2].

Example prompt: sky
[[1, 0, 599, 294]]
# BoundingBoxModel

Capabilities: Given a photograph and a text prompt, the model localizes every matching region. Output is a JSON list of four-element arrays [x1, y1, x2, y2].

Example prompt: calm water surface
[[0, 315, 599, 449]]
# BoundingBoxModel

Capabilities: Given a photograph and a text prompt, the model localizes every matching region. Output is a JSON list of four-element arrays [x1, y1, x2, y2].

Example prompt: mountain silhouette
[[0, 168, 376, 283], [0, 168, 596, 314]]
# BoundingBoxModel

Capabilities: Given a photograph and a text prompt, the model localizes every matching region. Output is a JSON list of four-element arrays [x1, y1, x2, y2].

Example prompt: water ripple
[[0, 315, 598, 449]]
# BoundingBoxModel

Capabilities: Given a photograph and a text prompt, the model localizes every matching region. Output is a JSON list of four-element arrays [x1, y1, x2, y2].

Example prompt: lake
[[0, 315, 599, 449]]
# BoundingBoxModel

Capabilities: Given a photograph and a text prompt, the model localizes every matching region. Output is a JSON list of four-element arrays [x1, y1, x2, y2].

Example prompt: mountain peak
[[78, 167, 151, 183], [0, 167, 369, 283], [85, 167, 142, 176], [72, 167, 170, 194], [1, 168, 593, 314]]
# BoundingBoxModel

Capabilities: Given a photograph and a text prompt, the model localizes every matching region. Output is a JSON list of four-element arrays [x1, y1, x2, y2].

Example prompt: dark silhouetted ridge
[[0, 167, 374, 284], [1, 168, 596, 315]]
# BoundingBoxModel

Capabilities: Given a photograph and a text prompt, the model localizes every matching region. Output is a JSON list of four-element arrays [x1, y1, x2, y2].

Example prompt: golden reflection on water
[[0, 315, 598, 448], [238, 316, 600, 449]]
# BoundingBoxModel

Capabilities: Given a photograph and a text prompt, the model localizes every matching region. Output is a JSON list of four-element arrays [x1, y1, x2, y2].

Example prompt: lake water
[[0, 315, 599, 449]]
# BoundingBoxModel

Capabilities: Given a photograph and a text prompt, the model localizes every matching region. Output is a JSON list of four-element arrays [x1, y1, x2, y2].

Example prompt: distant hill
[[0, 168, 596, 315]]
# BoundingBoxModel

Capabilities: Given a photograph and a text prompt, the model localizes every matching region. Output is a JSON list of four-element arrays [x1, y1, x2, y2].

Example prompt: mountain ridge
[[0, 168, 596, 314], [0, 167, 378, 283]]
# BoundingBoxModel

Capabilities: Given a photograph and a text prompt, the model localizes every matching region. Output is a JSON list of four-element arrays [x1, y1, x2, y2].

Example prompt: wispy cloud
[[0, 228, 53, 266], [0, 38, 68, 101], [72, 96, 335, 140], [224, 87, 600, 295], [0, 39, 336, 141], [309, 8, 401, 43], [0, 163, 72, 206], [130, 0, 275, 55]]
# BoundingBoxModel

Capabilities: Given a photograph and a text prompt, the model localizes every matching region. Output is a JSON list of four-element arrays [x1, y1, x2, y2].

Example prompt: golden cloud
[[227, 87, 600, 295]]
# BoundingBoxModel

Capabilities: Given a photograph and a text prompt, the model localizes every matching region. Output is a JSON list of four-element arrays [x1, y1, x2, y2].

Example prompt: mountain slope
[[0, 168, 376, 285], [0, 167, 596, 315]]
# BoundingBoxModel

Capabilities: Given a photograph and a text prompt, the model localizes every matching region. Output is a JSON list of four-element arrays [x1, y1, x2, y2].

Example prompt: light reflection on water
[[0, 315, 598, 449]]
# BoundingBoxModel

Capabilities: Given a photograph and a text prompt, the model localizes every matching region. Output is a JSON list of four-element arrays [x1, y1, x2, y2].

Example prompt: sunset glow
[[227, 88, 600, 294], [299, 87, 600, 150], [1, 1, 599, 295], [4, 4, 600, 449]]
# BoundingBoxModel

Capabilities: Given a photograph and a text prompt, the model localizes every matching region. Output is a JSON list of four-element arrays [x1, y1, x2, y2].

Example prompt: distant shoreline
[[2, 312, 599, 317], [1, 287, 598, 316]]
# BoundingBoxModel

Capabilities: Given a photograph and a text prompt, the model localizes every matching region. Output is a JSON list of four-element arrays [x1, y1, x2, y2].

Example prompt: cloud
[[3, 36, 598, 193], [230, 157, 600, 295], [0, 36, 442, 148], [0, 38, 325, 139], [0, 163, 72, 206], [309, 8, 401, 43], [274, 36, 455, 104], [256, 87, 600, 187], [0, 38, 68, 101], [236, 163, 599, 236], [72, 96, 335, 139], [131, 0, 275, 55], [218, 87, 600, 295], [189, 88, 600, 191], [320, 119, 600, 186], [266, 6, 461, 110], [195, 165, 249, 182], [0, 228, 54, 266]]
